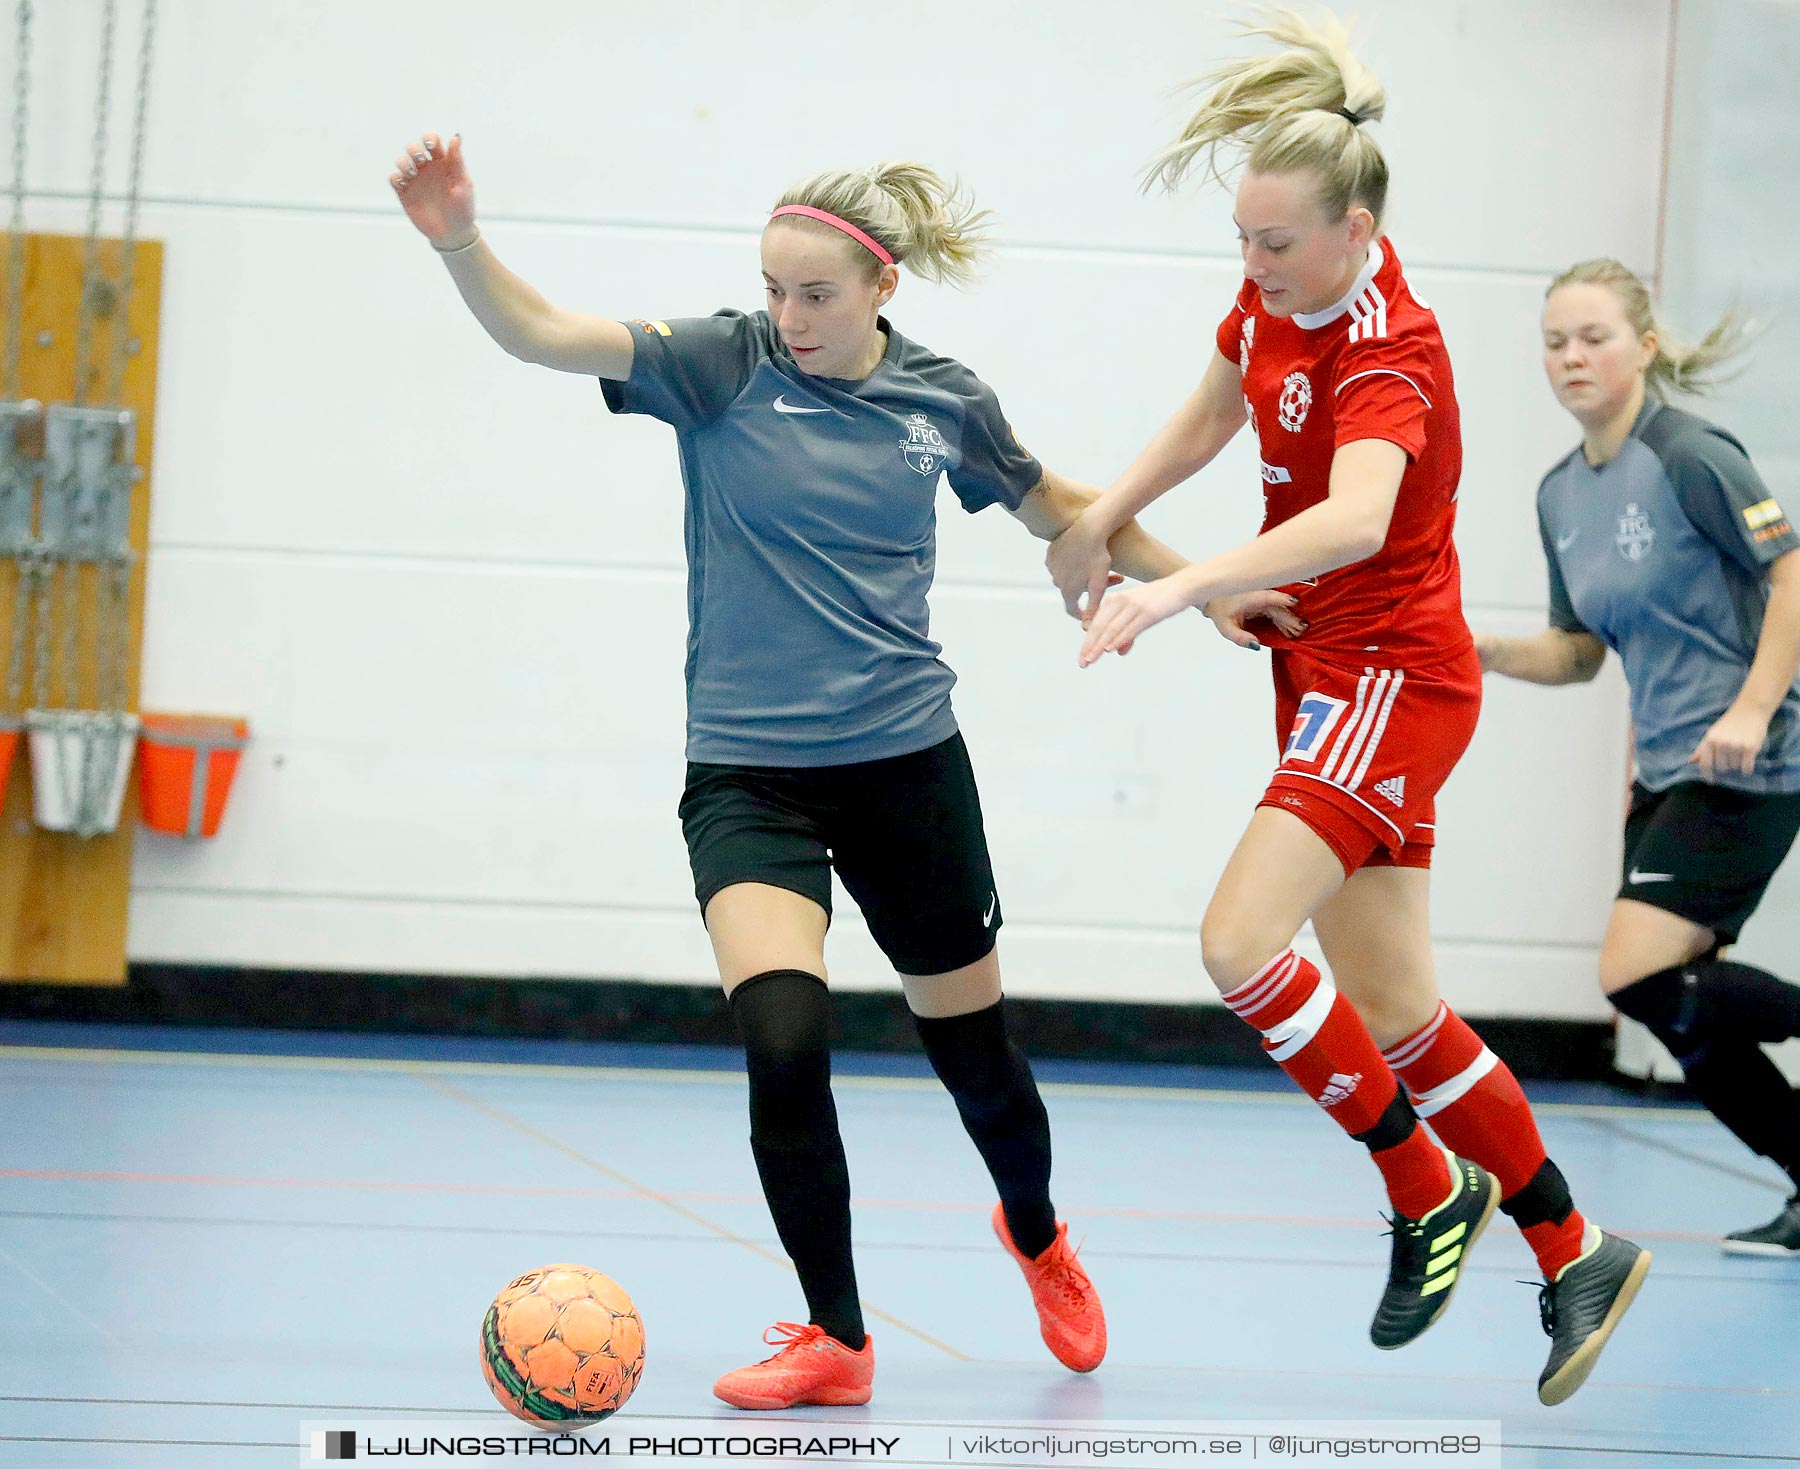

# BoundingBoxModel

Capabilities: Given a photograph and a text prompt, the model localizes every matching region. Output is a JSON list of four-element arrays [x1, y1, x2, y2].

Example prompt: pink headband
[[768, 204, 895, 266]]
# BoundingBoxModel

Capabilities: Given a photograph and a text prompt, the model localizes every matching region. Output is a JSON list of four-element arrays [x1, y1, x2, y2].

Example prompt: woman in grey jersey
[[389, 134, 1234, 1404], [1479, 258, 1800, 1255]]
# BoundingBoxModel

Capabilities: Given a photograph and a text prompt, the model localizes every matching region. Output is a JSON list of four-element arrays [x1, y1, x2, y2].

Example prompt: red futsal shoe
[[711, 1322, 874, 1411], [992, 1203, 1107, 1372]]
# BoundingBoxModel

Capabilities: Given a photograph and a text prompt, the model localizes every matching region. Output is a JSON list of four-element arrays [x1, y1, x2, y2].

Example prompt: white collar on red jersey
[[1291, 239, 1386, 332]]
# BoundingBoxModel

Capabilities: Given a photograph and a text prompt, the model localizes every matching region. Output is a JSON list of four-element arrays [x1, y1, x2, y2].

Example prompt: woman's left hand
[[1078, 575, 1195, 665], [1690, 703, 1771, 780]]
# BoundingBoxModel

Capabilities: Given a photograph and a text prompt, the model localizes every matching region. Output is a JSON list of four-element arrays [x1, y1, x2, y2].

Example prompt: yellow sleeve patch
[[631, 319, 672, 337], [1743, 497, 1787, 530]]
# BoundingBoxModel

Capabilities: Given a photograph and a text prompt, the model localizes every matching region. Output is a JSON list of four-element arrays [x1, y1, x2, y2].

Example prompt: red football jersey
[[1214, 238, 1472, 668]]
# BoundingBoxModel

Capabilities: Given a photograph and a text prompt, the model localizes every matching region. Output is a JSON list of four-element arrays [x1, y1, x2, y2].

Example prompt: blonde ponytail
[[1144, 7, 1389, 229], [771, 162, 992, 287], [1548, 258, 1754, 397]]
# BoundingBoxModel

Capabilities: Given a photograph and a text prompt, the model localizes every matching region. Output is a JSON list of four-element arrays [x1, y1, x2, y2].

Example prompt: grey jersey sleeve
[[1663, 425, 1799, 574], [1536, 483, 1590, 634], [599, 310, 767, 431], [945, 377, 1043, 514]]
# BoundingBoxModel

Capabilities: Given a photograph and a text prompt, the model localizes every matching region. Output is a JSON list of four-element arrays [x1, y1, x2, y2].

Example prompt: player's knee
[[730, 969, 833, 1122], [1598, 943, 1668, 998], [1346, 988, 1436, 1053], [1608, 962, 1708, 1065], [1199, 911, 1287, 993]]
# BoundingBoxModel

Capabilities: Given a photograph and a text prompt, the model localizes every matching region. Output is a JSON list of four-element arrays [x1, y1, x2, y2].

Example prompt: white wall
[[11, 1, 1677, 1017]]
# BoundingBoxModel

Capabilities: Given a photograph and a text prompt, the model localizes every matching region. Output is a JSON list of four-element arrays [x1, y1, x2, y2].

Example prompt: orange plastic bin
[[0, 720, 18, 808], [138, 714, 249, 839]]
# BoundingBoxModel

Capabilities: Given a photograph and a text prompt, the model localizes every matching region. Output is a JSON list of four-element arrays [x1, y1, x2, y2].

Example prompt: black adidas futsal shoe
[[1721, 1195, 1800, 1257], [1536, 1230, 1652, 1405], [1370, 1154, 1497, 1350]]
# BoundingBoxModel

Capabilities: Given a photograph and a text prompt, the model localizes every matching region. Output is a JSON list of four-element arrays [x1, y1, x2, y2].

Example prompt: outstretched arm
[[390, 132, 635, 379], [1078, 437, 1407, 664], [1014, 469, 1305, 644], [1011, 469, 1188, 585], [1045, 350, 1248, 620]]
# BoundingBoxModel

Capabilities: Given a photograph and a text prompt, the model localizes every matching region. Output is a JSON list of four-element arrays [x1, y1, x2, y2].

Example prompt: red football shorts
[[1259, 645, 1481, 874]]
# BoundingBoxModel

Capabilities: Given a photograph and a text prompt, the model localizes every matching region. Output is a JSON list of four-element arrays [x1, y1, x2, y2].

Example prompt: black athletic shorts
[[1619, 779, 1800, 942], [677, 732, 1001, 976]]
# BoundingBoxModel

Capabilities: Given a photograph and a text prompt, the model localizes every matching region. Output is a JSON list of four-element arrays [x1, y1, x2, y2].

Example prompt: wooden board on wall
[[0, 231, 162, 985]]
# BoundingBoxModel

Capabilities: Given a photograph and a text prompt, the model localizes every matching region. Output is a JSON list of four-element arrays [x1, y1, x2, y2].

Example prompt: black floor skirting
[[0, 963, 1619, 1082]]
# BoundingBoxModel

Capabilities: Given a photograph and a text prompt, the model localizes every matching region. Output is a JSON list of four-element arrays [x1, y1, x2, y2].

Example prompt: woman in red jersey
[[1047, 10, 1647, 1406]]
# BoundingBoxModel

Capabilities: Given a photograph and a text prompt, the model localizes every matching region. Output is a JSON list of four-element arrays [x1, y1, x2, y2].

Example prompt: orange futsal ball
[[481, 1264, 645, 1430]]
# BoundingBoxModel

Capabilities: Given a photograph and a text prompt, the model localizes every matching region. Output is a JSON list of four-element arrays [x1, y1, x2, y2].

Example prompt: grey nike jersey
[[1537, 399, 1800, 793], [603, 310, 1041, 767]]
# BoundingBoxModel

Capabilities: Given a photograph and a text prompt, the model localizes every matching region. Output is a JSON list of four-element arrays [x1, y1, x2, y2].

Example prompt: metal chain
[[57, 544, 78, 708], [73, 715, 125, 836], [28, 2, 157, 836], [92, 0, 159, 799], [101, 0, 155, 410], [100, 554, 129, 712], [4, 548, 32, 711], [63, 554, 134, 835], [3, 0, 31, 400], [46, 549, 81, 831], [2, 3, 36, 733], [29, 519, 49, 709], [70, 0, 118, 409]]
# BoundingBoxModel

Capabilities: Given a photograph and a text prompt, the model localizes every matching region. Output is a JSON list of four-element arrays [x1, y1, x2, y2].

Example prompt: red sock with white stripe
[[1222, 950, 1451, 1219], [1382, 1002, 1588, 1278]]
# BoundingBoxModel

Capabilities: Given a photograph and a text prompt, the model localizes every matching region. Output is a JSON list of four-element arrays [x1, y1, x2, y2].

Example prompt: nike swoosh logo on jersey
[[983, 892, 998, 927], [1628, 868, 1675, 884], [773, 395, 830, 415], [1556, 531, 1579, 551]]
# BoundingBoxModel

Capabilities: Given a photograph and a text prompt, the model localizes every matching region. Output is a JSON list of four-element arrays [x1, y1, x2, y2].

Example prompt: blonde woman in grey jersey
[[1480, 259, 1800, 1255], [388, 132, 1230, 1408]]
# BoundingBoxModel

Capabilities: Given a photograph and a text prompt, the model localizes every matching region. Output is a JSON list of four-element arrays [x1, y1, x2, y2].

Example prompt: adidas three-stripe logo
[[1374, 774, 1406, 807], [1348, 283, 1389, 343], [1420, 1220, 1469, 1298]]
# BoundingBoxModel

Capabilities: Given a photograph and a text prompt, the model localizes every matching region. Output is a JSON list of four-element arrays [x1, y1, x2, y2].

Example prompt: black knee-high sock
[[1682, 1048, 1800, 1186], [1680, 959, 1800, 1038], [914, 1000, 1056, 1258], [730, 970, 864, 1349], [1612, 961, 1800, 1186]]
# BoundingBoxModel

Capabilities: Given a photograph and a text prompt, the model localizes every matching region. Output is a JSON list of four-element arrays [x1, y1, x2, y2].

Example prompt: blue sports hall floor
[[0, 1019, 1794, 1467]]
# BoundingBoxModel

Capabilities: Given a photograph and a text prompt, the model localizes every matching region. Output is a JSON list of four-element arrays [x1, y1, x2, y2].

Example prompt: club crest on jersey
[[1278, 371, 1312, 432], [1615, 502, 1656, 561], [900, 413, 949, 476]]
